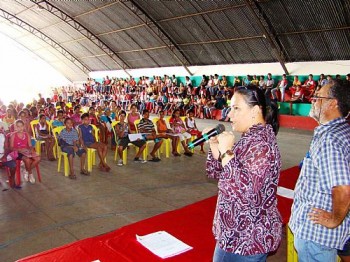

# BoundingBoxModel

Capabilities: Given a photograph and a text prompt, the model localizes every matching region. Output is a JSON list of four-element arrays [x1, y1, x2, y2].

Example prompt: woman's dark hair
[[236, 85, 279, 135], [328, 80, 350, 117]]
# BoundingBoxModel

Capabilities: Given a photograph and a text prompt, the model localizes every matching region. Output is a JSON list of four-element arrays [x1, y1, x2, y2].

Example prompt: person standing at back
[[289, 80, 350, 262]]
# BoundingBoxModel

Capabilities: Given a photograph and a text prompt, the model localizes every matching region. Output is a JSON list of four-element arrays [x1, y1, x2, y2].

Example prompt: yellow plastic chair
[[48, 119, 57, 159], [111, 121, 128, 165], [152, 117, 170, 158], [30, 119, 51, 156], [52, 126, 69, 177], [84, 124, 101, 172], [134, 119, 158, 159]]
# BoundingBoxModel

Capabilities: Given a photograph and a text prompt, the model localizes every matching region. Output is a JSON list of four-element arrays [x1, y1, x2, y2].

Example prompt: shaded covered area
[[0, 0, 349, 81]]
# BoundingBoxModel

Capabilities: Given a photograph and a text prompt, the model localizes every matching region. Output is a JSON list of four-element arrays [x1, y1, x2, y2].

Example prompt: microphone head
[[215, 124, 225, 134]]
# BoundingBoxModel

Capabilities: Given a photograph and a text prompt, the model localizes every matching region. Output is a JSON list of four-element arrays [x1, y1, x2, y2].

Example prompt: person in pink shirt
[[10, 120, 40, 184]]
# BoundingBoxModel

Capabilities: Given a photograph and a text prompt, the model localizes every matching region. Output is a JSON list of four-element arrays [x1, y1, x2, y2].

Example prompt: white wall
[[89, 60, 350, 79], [0, 33, 71, 105]]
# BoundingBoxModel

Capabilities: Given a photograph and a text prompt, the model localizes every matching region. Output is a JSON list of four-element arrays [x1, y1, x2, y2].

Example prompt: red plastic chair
[[15, 159, 41, 185]]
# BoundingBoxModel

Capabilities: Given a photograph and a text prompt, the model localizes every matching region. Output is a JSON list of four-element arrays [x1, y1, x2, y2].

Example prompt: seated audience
[[288, 85, 304, 115], [0, 128, 16, 188], [59, 118, 88, 179], [137, 109, 163, 162], [52, 110, 65, 128], [127, 104, 140, 134], [115, 110, 147, 165], [35, 114, 55, 161], [264, 73, 274, 103], [272, 74, 288, 102], [302, 74, 317, 101], [185, 110, 204, 153], [79, 113, 110, 172], [10, 120, 40, 184], [156, 110, 180, 157], [169, 109, 193, 157], [88, 107, 106, 144], [71, 105, 82, 127], [290, 75, 301, 93]]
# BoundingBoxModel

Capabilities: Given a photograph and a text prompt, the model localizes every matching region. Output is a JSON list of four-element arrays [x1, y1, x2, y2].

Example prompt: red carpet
[[18, 166, 300, 262]]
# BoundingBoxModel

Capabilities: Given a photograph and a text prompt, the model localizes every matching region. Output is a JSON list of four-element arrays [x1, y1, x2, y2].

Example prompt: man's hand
[[308, 208, 337, 228]]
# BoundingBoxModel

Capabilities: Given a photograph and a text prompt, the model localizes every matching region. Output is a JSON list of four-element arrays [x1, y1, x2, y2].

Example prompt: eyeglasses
[[310, 95, 335, 101]]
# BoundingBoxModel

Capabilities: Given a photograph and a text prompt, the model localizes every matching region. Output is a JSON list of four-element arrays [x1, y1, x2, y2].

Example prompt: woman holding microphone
[[206, 85, 282, 262]]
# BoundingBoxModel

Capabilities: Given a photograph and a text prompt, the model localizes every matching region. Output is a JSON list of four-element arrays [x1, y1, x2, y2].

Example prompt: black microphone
[[188, 124, 225, 149]]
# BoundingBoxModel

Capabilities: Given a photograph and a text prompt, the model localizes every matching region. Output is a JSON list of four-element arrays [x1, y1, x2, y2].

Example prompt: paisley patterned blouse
[[206, 124, 282, 255]]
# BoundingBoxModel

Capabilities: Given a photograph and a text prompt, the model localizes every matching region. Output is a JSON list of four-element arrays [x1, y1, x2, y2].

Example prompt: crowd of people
[[1, 73, 350, 261]]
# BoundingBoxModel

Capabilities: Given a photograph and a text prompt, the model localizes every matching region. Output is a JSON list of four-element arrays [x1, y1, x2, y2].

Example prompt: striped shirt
[[289, 117, 350, 249], [137, 118, 155, 133]]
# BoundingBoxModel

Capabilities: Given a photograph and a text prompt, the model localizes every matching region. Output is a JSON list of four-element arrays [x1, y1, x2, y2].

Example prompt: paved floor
[[0, 118, 313, 261]]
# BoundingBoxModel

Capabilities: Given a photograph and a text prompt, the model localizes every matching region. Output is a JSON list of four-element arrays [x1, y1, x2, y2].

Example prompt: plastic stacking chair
[[111, 121, 128, 165], [52, 126, 69, 177], [48, 120, 57, 159], [134, 119, 158, 159], [85, 124, 102, 172], [30, 119, 49, 156], [152, 117, 170, 158], [15, 159, 42, 184]]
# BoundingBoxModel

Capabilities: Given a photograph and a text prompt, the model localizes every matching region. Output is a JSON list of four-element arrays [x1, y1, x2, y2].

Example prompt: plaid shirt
[[289, 117, 350, 249]]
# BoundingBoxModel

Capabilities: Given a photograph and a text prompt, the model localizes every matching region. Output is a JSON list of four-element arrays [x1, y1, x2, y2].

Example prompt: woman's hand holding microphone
[[203, 127, 235, 163]]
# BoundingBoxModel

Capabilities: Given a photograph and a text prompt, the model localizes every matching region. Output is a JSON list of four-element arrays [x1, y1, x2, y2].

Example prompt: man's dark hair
[[329, 80, 350, 117], [142, 109, 149, 115]]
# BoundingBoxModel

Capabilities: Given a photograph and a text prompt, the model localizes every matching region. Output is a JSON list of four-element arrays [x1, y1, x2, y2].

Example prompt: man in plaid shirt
[[289, 80, 350, 262]]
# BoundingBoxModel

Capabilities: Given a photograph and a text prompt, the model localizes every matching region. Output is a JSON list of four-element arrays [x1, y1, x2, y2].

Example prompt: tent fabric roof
[[0, 0, 349, 81]]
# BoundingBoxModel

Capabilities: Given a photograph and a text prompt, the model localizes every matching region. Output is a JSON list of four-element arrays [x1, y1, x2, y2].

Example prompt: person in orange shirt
[[156, 110, 180, 156]]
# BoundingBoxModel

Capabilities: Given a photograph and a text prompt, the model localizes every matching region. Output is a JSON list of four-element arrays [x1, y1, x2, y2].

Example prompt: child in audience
[[137, 109, 163, 162], [0, 127, 16, 188], [3, 108, 15, 126], [288, 85, 304, 115], [79, 113, 110, 172], [115, 110, 147, 165], [35, 114, 55, 161], [185, 110, 204, 153], [52, 110, 65, 128], [10, 120, 40, 184], [59, 118, 88, 179], [156, 110, 180, 156], [71, 105, 82, 127], [169, 109, 193, 157], [88, 107, 106, 143], [127, 104, 140, 134]]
